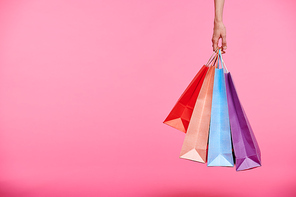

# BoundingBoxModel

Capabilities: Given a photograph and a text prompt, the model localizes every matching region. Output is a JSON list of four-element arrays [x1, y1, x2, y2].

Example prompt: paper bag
[[163, 66, 209, 133], [207, 50, 234, 166], [179, 58, 217, 163], [225, 71, 261, 171]]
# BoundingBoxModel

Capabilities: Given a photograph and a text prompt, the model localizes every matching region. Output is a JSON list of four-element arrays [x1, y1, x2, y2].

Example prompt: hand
[[212, 20, 227, 53]]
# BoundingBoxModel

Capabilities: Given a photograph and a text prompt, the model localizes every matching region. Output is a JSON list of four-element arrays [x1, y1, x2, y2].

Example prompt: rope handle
[[206, 48, 220, 66]]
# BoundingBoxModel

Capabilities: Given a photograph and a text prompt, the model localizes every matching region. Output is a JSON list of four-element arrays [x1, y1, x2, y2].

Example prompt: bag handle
[[218, 49, 229, 73], [212, 52, 219, 68], [206, 48, 219, 66], [210, 52, 219, 68], [217, 49, 223, 69]]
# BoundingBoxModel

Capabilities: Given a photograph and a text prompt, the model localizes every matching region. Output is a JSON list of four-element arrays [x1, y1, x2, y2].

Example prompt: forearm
[[212, 0, 226, 52], [214, 0, 225, 23]]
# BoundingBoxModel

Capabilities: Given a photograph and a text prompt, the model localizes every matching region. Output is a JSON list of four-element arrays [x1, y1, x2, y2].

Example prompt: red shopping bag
[[163, 52, 217, 133]]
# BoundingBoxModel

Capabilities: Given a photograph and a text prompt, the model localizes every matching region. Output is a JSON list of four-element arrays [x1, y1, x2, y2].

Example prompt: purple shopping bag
[[225, 72, 261, 171]]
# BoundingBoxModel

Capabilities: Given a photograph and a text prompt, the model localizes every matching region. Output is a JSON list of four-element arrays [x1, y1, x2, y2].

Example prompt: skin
[[212, 0, 227, 53]]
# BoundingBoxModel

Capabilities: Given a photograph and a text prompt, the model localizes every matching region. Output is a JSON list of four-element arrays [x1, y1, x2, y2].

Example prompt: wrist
[[214, 17, 223, 23]]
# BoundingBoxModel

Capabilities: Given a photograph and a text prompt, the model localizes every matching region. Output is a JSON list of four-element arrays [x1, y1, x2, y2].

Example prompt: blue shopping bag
[[207, 49, 234, 166]]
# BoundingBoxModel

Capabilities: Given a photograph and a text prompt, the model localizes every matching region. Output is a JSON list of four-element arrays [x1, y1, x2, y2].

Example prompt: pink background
[[0, 0, 295, 196]]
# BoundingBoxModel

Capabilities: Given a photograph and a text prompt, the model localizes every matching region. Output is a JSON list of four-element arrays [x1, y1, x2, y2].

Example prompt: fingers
[[212, 35, 219, 52], [212, 34, 227, 53], [212, 36, 227, 53]]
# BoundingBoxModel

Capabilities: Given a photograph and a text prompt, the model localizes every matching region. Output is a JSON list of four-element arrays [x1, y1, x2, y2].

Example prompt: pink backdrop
[[0, 0, 295, 196]]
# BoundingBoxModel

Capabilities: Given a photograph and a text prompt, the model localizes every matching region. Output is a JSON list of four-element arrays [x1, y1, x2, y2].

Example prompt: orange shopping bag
[[179, 53, 218, 163]]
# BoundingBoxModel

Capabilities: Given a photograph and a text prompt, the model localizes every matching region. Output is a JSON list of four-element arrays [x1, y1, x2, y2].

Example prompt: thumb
[[221, 35, 227, 52]]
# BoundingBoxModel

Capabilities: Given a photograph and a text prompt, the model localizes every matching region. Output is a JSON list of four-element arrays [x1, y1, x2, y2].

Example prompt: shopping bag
[[207, 50, 234, 167], [163, 52, 217, 133], [223, 58, 261, 171], [179, 53, 217, 163]]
